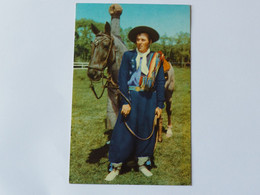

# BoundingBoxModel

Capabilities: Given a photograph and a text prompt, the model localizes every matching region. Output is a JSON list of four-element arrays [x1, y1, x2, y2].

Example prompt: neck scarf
[[136, 48, 150, 75]]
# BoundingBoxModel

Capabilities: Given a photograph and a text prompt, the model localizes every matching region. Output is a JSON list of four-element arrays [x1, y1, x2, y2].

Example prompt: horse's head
[[87, 22, 115, 81]]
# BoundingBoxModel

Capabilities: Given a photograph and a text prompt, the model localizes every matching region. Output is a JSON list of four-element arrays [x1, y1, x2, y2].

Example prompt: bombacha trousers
[[108, 90, 158, 163]]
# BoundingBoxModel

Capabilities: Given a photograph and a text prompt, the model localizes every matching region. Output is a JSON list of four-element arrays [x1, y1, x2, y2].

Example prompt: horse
[[164, 63, 175, 137], [87, 22, 174, 140], [87, 22, 127, 129]]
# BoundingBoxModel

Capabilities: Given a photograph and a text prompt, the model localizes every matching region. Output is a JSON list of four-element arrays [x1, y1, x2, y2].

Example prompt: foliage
[[69, 67, 191, 185], [171, 32, 191, 67], [120, 27, 135, 50], [154, 32, 191, 67], [74, 19, 191, 67], [74, 19, 105, 62]]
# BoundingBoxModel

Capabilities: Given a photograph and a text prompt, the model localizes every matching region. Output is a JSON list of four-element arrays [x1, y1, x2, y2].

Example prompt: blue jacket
[[118, 49, 165, 109]]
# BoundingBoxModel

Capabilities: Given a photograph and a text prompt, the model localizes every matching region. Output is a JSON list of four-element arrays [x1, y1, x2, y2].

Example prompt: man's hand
[[155, 107, 162, 118], [121, 104, 131, 117]]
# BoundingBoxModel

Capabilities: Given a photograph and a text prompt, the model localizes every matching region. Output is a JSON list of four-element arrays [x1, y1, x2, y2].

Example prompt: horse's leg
[[106, 88, 119, 129], [166, 97, 172, 127], [165, 91, 173, 138]]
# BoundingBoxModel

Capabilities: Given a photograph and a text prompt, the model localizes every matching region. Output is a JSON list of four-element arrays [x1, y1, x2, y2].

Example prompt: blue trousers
[[108, 90, 157, 163]]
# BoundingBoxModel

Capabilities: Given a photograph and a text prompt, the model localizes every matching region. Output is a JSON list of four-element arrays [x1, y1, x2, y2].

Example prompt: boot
[[105, 162, 122, 181], [138, 157, 153, 177]]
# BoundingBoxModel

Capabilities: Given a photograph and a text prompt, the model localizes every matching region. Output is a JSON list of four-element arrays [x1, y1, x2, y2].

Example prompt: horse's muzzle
[[87, 68, 102, 81]]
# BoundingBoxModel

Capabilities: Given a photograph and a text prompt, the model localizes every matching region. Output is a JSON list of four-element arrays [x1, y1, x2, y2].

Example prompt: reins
[[88, 33, 157, 141], [124, 115, 158, 141], [88, 33, 115, 99], [89, 74, 118, 99], [90, 75, 108, 99], [116, 89, 158, 141], [90, 75, 158, 141]]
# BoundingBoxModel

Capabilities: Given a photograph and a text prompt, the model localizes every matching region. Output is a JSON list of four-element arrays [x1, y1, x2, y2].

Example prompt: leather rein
[[88, 33, 157, 140]]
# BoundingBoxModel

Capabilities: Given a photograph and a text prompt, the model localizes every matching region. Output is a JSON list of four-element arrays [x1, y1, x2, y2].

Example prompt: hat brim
[[128, 26, 159, 43]]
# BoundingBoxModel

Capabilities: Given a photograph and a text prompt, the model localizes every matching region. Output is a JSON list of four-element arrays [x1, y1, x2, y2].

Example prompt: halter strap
[[89, 33, 115, 71]]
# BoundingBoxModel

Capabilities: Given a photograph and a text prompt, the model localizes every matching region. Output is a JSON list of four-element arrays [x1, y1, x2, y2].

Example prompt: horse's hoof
[[166, 129, 173, 138]]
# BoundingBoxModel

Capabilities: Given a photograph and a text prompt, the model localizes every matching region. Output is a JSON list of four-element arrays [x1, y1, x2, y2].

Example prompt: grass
[[69, 66, 191, 185]]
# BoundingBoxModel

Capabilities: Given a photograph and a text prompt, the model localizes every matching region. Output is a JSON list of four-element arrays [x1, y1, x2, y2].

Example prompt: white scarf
[[136, 48, 150, 75]]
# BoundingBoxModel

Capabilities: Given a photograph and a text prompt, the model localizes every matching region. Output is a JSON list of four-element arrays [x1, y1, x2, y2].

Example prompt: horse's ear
[[91, 23, 100, 35], [105, 22, 111, 36]]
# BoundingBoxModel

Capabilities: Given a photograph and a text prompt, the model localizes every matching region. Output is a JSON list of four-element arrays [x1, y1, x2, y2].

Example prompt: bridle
[[89, 32, 115, 71], [87, 33, 158, 141], [88, 33, 117, 99]]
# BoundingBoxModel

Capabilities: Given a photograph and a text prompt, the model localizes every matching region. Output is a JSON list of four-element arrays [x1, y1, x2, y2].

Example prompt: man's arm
[[118, 52, 131, 116], [118, 52, 130, 105]]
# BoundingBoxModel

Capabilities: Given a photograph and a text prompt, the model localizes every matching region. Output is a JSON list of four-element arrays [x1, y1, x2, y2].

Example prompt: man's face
[[136, 33, 151, 53]]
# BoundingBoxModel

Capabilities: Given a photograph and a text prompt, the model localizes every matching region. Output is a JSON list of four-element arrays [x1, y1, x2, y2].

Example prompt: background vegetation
[[70, 18, 191, 185], [74, 19, 190, 67], [69, 66, 191, 185]]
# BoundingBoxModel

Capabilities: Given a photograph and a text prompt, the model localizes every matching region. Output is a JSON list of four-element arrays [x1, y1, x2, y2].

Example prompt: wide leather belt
[[129, 86, 155, 92]]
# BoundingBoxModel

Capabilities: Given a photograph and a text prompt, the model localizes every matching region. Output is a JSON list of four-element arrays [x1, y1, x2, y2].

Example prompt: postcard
[[70, 3, 191, 185]]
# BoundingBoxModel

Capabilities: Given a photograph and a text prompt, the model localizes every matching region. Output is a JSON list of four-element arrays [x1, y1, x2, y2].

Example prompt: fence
[[73, 62, 89, 69], [73, 61, 190, 69]]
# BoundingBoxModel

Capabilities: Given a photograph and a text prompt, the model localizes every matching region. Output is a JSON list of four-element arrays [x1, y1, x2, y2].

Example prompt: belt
[[129, 86, 155, 92]]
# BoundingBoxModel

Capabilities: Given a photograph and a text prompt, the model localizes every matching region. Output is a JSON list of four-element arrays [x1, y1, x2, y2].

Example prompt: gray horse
[[88, 22, 127, 129], [87, 22, 174, 139], [164, 63, 175, 137]]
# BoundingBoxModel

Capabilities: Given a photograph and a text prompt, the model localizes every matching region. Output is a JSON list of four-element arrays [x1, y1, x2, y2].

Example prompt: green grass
[[69, 66, 191, 185]]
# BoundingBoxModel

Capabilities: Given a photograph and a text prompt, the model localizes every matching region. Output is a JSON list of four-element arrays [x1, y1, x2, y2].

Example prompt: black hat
[[128, 26, 159, 43]]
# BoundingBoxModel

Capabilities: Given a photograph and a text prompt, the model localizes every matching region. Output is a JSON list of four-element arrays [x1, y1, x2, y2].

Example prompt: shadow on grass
[[119, 156, 158, 175], [162, 126, 167, 133], [86, 129, 112, 164], [85, 128, 158, 174]]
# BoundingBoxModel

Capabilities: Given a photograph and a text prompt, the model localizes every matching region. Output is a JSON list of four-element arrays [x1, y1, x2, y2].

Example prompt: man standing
[[105, 26, 167, 181]]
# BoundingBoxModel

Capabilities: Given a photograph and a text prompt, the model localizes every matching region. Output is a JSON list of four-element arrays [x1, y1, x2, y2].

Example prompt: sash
[[138, 52, 164, 89]]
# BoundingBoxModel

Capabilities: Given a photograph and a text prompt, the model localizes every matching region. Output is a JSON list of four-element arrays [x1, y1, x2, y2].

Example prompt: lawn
[[69, 66, 191, 185]]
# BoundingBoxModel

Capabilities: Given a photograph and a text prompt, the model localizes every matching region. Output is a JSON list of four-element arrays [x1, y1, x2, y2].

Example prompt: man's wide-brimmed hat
[[128, 26, 159, 43]]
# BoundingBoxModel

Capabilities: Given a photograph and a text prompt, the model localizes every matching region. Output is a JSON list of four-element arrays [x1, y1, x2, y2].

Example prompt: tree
[[73, 19, 190, 67], [158, 34, 175, 60], [172, 32, 191, 67], [74, 19, 105, 62], [120, 27, 135, 50]]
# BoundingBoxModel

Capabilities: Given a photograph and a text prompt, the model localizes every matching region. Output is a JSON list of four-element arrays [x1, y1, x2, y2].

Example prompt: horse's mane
[[111, 34, 128, 52], [113, 34, 124, 44]]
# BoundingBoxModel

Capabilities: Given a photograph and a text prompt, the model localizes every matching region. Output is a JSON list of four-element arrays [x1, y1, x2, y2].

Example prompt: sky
[[75, 3, 190, 38]]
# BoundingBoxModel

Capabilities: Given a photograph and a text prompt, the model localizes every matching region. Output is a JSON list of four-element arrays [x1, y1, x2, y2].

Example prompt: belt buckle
[[137, 86, 145, 91]]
